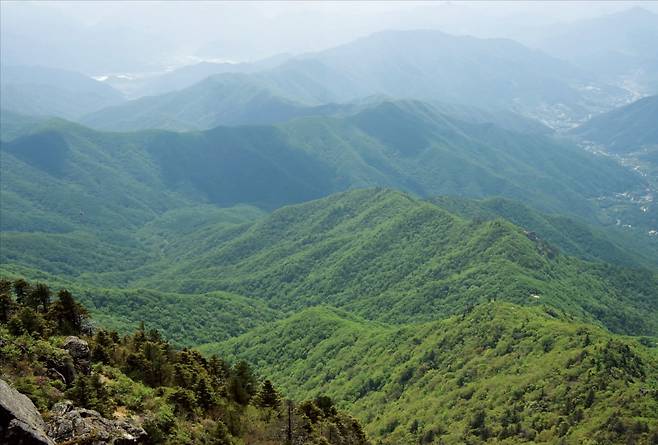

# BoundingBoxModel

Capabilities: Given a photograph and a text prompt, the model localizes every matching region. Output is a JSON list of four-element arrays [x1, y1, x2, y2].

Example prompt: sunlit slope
[[139, 189, 658, 335], [207, 302, 658, 444], [431, 195, 658, 269]]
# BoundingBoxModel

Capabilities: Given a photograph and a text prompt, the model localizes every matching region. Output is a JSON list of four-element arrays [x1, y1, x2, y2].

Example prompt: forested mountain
[[2, 5, 658, 444], [0, 65, 124, 119], [209, 303, 658, 444], [570, 95, 658, 153], [81, 74, 351, 131], [3, 100, 643, 223], [4, 188, 657, 338], [253, 30, 629, 128], [82, 79, 552, 134], [430, 195, 658, 269], [81, 29, 630, 131], [0, 280, 369, 445], [125, 189, 658, 336], [3, 194, 658, 444]]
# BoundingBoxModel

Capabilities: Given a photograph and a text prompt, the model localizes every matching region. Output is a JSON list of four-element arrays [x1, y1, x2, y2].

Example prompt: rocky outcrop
[[47, 401, 147, 445], [0, 379, 55, 445], [62, 336, 91, 375]]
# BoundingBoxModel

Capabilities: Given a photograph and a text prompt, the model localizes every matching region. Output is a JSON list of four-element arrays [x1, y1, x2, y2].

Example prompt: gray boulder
[[0, 378, 55, 445], [47, 401, 147, 445], [62, 336, 91, 375]]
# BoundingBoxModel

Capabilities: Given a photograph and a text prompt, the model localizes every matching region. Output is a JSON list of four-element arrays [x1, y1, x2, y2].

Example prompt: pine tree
[[257, 379, 281, 408], [195, 376, 216, 411], [228, 361, 257, 405], [0, 279, 11, 295], [0, 292, 15, 323], [92, 330, 112, 364], [30, 283, 51, 312], [12, 279, 30, 305], [49, 289, 88, 334]]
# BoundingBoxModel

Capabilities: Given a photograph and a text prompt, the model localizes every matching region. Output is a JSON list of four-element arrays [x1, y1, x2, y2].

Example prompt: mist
[[3, 0, 657, 76]]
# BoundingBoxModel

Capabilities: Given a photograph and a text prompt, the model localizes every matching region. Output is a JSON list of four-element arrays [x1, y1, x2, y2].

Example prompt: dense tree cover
[[1, 99, 644, 225], [0, 265, 281, 347], [430, 195, 658, 269], [570, 95, 658, 154], [2, 189, 657, 343], [2, 102, 653, 346], [209, 303, 658, 444], [135, 189, 658, 336], [0, 278, 369, 445]]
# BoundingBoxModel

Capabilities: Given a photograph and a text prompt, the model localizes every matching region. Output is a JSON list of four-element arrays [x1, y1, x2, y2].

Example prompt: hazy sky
[[2, 1, 658, 74]]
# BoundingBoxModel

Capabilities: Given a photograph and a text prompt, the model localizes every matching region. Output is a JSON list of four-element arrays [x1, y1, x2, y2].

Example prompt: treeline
[[0, 278, 88, 336], [0, 278, 369, 445]]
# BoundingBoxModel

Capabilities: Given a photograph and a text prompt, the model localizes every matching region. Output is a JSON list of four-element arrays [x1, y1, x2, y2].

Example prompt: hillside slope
[[135, 189, 658, 335], [81, 74, 352, 132], [5, 101, 643, 222], [209, 303, 658, 444], [430, 195, 658, 269], [250, 30, 629, 128], [0, 65, 124, 119], [0, 280, 369, 445], [570, 95, 658, 153]]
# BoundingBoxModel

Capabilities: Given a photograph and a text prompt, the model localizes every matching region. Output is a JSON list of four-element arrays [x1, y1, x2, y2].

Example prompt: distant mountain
[[570, 95, 658, 153], [251, 30, 629, 128], [0, 2, 174, 74], [532, 7, 658, 95], [0, 109, 49, 141], [124, 53, 291, 98], [81, 74, 352, 131], [84, 30, 630, 131], [0, 65, 124, 119], [209, 302, 658, 444], [11, 100, 643, 222]]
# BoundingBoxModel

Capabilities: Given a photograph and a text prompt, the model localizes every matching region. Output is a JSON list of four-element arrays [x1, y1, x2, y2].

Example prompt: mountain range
[[2, 100, 644, 227], [529, 7, 658, 95], [2, 29, 636, 130], [0, 65, 124, 119], [1, 7, 658, 445]]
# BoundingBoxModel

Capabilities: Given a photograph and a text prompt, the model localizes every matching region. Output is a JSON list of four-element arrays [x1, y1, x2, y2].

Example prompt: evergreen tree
[[257, 379, 281, 408], [0, 279, 11, 295], [315, 395, 337, 417], [30, 283, 51, 312], [195, 376, 216, 411], [228, 361, 257, 405], [12, 279, 30, 305], [49, 289, 88, 334], [68, 374, 90, 407], [91, 330, 112, 364], [0, 291, 15, 323], [8, 307, 46, 336], [142, 341, 169, 387]]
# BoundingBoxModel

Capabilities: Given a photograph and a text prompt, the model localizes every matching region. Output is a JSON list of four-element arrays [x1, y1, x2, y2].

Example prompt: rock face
[[0, 379, 55, 445], [47, 401, 147, 445], [62, 336, 91, 375]]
